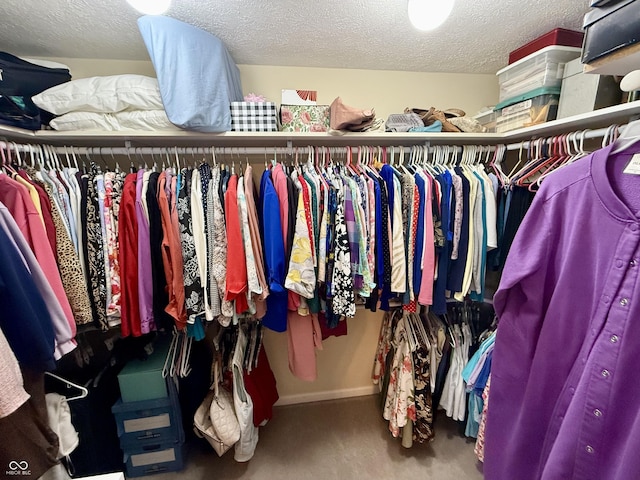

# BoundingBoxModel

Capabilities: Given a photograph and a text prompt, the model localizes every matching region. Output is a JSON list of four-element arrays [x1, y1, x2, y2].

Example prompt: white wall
[[35, 56, 498, 404]]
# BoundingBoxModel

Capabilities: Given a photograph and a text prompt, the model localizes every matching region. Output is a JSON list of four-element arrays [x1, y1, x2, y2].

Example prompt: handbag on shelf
[[330, 96, 376, 131], [193, 359, 240, 457]]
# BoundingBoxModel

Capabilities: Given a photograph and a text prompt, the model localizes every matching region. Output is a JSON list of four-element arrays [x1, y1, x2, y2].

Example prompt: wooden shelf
[[2, 100, 640, 147]]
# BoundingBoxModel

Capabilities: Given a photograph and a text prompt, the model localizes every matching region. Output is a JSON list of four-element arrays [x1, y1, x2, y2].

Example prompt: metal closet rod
[[2, 145, 301, 155], [1, 145, 480, 156], [2, 145, 393, 156], [505, 124, 623, 151]]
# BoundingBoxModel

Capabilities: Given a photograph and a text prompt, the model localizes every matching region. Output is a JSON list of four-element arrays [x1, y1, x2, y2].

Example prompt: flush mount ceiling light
[[126, 0, 171, 15], [407, 0, 455, 31]]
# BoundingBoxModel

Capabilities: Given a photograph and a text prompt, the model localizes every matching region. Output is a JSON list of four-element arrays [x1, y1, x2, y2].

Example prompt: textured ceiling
[[0, 0, 587, 74]]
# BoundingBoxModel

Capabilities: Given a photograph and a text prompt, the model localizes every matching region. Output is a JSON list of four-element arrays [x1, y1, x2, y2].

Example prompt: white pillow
[[32, 75, 164, 115], [49, 110, 180, 132]]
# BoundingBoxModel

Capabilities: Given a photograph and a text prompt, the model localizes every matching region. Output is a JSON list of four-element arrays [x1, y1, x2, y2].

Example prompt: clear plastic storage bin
[[473, 110, 497, 133], [497, 46, 581, 103], [495, 88, 560, 133]]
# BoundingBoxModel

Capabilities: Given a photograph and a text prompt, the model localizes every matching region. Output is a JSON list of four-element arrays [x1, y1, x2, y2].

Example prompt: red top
[[224, 174, 248, 314], [157, 172, 186, 330], [118, 173, 141, 337]]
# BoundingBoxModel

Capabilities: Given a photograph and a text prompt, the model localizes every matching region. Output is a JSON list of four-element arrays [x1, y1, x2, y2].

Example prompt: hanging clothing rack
[[0, 123, 626, 156], [505, 123, 623, 151]]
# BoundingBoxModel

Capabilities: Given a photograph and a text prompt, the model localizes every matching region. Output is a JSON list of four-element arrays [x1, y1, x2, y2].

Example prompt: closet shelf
[[3, 100, 640, 147]]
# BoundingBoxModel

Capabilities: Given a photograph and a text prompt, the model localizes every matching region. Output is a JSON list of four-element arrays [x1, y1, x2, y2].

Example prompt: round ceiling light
[[407, 0, 455, 31], [126, 0, 171, 15]]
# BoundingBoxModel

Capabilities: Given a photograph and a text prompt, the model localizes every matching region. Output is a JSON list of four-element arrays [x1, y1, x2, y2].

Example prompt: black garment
[[85, 166, 107, 329], [500, 186, 535, 269], [379, 177, 394, 310], [486, 185, 505, 271], [324, 186, 338, 325], [412, 343, 435, 443], [432, 174, 452, 315], [199, 164, 212, 302], [177, 169, 203, 322], [221, 169, 230, 200], [66, 364, 125, 476], [431, 334, 452, 423], [79, 173, 90, 287], [147, 172, 173, 331]]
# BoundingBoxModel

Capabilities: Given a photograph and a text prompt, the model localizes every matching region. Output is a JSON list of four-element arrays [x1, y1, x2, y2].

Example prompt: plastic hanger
[[162, 329, 178, 378], [11, 142, 23, 169], [45, 371, 89, 401], [612, 118, 640, 154]]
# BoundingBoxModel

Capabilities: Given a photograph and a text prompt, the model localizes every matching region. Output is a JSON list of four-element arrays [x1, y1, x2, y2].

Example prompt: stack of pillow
[[32, 74, 180, 131]]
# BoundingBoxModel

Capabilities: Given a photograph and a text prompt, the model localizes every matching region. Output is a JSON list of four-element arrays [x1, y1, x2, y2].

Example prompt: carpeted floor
[[154, 395, 484, 480]]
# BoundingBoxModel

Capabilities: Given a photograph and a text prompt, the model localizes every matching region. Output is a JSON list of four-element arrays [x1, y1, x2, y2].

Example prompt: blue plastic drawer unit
[[111, 396, 184, 450], [124, 442, 185, 477]]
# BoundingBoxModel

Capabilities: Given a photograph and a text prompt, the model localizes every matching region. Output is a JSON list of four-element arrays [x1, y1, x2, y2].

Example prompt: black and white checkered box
[[230, 102, 277, 117], [231, 116, 279, 132]]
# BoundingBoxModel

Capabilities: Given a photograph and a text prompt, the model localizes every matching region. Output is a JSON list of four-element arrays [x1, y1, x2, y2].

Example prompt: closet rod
[[505, 124, 621, 151], [1, 145, 308, 156], [1, 145, 482, 157]]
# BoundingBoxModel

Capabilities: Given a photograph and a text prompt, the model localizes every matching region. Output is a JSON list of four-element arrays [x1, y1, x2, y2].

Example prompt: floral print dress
[[383, 313, 416, 438]]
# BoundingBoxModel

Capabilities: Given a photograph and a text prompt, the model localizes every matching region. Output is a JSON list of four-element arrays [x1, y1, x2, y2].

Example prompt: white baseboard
[[275, 385, 378, 406]]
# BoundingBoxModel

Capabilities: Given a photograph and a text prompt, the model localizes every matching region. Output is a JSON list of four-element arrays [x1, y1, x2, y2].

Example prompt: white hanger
[[612, 119, 640, 154], [180, 335, 193, 378], [162, 329, 180, 378], [45, 371, 89, 401]]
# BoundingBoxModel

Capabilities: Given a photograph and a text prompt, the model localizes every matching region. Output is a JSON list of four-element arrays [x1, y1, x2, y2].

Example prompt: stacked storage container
[[495, 45, 582, 132], [112, 342, 185, 477]]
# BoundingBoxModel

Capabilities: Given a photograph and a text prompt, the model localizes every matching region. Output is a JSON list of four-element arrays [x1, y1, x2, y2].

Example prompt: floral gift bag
[[280, 105, 330, 132]]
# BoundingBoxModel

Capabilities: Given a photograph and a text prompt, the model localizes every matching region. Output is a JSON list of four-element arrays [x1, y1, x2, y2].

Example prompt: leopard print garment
[[27, 167, 93, 325]]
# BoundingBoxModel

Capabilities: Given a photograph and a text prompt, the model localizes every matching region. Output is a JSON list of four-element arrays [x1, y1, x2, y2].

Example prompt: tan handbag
[[330, 97, 375, 131]]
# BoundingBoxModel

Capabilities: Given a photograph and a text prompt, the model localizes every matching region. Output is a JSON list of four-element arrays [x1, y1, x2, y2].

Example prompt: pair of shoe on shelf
[[406, 107, 486, 133]]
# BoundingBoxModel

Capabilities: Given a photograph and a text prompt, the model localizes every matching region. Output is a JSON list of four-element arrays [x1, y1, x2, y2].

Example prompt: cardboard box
[[280, 105, 330, 132]]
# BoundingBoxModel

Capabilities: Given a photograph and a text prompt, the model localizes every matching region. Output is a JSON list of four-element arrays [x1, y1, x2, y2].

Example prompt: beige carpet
[[155, 395, 484, 479]]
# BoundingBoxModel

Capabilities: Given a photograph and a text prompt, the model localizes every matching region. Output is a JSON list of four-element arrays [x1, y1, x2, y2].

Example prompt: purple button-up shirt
[[135, 169, 155, 334], [485, 143, 640, 479]]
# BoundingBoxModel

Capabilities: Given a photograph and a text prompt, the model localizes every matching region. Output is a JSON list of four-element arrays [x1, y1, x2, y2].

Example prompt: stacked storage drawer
[[112, 342, 185, 477], [495, 45, 581, 132]]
